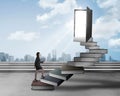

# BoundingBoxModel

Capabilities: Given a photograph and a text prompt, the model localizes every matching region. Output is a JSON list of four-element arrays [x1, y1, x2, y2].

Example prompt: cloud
[[93, 0, 120, 40], [93, 16, 120, 39], [36, 0, 84, 56], [37, 0, 78, 21], [108, 38, 120, 48], [40, 25, 49, 29], [97, 0, 117, 9], [36, 13, 50, 21], [8, 31, 39, 41], [65, 19, 74, 32], [38, 0, 57, 9]]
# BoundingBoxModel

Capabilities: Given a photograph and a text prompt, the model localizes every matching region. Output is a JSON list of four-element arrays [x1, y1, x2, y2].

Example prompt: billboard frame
[[74, 7, 92, 42]]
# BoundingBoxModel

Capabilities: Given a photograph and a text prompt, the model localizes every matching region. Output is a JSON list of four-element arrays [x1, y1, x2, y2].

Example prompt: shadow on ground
[[57, 78, 120, 91]]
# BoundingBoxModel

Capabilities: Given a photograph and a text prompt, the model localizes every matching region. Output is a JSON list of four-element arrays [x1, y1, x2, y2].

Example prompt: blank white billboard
[[74, 10, 87, 42], [74, 7, 92, 42]]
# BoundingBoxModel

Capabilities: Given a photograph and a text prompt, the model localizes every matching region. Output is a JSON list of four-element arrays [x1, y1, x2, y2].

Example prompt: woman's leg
[[35, 70, 38, 80], [38, 69, 44, 78], [41, 69, 44, 77]]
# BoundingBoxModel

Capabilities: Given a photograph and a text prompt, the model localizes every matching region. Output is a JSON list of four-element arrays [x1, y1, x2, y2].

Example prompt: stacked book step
[[61, 65, 84, 74], [67, 61, 94, 67], [89, 49, 108, 54], [40, 75, 64, 86], [80, 42, 97, 47], [49, 68, 73, 80], [81, 42, 100, 49], [31, 80, 54, 90], [74, 57, 99, 62], [86, 46, 100, 49], [80, 53, 103, 58]]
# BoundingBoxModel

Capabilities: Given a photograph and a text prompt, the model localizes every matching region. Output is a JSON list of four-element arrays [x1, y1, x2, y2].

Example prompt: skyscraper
[[47, 53, 51, 61], [52, 49, 57, 61]]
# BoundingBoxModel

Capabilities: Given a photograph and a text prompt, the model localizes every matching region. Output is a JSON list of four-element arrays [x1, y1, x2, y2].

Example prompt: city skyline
[[0, 51, 72, 62], [0, 0, 120, 60], [0, 51, 119, 62]]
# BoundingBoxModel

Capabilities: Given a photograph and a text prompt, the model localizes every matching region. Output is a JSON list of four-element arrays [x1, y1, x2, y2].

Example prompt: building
[[109, 56, 118, 62], [58, 53, 71, 62], [0, 52, 10, 62], [51, 49, 57, 61], [47, 53, 52, 61], [8, 56, 14, 62], [100, 55, 106, 61], [24, 55, 34, 62]]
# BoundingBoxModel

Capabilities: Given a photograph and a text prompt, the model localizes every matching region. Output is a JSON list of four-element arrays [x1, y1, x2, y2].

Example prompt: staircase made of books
[[31, 38, 120, 90]]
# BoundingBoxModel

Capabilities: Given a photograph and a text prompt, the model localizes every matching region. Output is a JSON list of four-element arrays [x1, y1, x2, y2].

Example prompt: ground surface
[[0, 72, 120, 96]]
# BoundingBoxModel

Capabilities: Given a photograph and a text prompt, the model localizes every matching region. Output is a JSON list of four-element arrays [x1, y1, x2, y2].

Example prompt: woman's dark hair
[[36, 52, 40, 57]]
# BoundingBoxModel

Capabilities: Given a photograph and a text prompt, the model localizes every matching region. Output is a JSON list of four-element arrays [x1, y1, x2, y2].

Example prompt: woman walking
[[34, 52, 45, 81]]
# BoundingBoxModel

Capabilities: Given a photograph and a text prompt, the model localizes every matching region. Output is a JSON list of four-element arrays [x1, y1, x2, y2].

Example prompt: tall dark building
[[100, 55, 106, 61], [52, 49, 57, 61], [47, 53, 51, 61]]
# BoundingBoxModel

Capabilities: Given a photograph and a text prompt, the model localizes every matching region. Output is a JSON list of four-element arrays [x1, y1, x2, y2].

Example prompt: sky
[[0, 0, 120, 60]]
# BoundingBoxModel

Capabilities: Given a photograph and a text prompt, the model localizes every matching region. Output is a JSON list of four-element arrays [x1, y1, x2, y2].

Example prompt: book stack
[[31, 80, 54, 90]]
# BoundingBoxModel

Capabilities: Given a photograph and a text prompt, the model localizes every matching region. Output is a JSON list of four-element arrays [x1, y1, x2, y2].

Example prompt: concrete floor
[[0, 72, 120, 96]]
